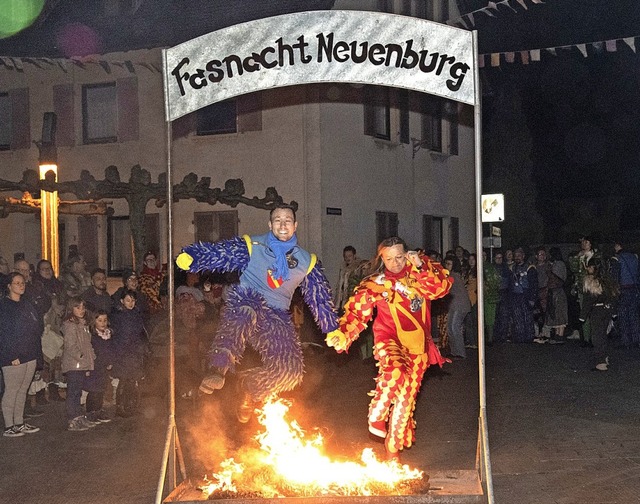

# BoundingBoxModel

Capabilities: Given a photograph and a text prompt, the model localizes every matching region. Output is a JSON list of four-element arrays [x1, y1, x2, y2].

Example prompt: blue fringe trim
[[182, 236, 249, 274], [300, 260, 339, 333]]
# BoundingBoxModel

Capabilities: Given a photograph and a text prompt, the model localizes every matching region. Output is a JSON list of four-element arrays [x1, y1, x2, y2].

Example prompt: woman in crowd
[[85, 310, 115, 423], [138, 252, 166, 315], [443, 255, 471, 358], [111, 290, 148, 417], [0, 272, 43, 437], [579, 258, 618, 371], [326, 237, 452, 460], [464, 253, 478, 348], [61, 297, 96, 431]]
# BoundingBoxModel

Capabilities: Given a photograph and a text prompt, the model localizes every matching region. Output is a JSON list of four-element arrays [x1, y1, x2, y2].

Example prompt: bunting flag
[[448, 0, 545, 28], [0, 54, 162, 74], [481, 35, 639, 67]]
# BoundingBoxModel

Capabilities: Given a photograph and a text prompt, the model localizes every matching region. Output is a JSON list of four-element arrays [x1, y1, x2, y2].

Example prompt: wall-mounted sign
[[481, 194, 505, 223], [326, 207, 342, 216], [163, 10, 476, 121]]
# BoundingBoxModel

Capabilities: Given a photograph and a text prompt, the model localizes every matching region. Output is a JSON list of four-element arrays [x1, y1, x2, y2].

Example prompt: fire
[[200, 398, 426, 498]]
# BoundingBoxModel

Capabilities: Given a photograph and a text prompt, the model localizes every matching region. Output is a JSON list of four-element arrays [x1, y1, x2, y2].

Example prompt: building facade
[[0, 0, 476, 282]]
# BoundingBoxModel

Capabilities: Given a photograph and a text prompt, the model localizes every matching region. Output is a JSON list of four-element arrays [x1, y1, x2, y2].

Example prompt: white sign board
[[162, 10, 476, 121], [481, 193, 505, 223]]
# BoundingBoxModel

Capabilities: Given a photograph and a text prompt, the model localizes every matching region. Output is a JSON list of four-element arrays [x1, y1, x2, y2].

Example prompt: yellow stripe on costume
[[306, 253, 317, 274], [243, 235, 252, 256]]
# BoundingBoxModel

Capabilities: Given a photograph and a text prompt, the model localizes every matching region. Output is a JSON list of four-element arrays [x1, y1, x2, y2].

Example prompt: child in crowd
[[85, 310, 115, 423], [61, 297, 96, 431], [111, 290, 148, 417]]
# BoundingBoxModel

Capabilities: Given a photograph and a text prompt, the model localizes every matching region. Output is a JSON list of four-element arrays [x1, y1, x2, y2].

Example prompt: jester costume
[[333, 258, 452, 456], [177, 233, 338, 408]]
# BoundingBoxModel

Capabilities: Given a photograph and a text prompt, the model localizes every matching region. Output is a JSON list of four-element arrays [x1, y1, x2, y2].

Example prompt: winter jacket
[[61, 319, 96, 373], [0, 297, 43, 368]]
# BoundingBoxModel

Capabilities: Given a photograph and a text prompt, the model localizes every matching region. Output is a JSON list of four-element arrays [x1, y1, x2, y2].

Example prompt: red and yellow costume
[[332, 258, 452, 455]]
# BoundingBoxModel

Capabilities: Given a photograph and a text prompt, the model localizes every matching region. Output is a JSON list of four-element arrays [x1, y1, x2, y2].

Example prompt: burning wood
[[198, 399, 428, 499]]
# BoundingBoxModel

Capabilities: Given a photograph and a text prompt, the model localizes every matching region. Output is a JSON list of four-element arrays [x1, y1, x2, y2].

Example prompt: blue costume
[[178, 233, 338, 408]]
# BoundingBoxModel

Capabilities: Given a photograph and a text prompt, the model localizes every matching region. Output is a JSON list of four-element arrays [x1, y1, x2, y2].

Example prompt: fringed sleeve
[[414, 259, 453, 300], [181, 236, 250, 274], [299, 261, 339, 333]]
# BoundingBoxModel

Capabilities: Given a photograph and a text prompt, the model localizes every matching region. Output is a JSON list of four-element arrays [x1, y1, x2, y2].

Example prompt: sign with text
[[162, 10, 476, 121]]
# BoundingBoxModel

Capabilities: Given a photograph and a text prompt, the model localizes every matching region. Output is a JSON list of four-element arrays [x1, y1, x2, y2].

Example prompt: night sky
[[468, 0, 640, 242]]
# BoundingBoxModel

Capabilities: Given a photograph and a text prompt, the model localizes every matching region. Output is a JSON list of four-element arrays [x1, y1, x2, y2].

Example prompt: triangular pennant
[[517, 0, 528, 9], [505, 52, 515, 63], [57, 60, 68, 73], [487, 1, 499, 10], [605, 39, 617, 52], [503, 0, 518, 13], [39, 58, 55, 66], [530, 49, 541, 61], [482, 7, 496, 17], [22, 57, 43, 69], [468, 13, 475, 26], [520, 51, 530, 64], [10, 57, 23, 72], [71, 59, 86, 69], [125, 60, 136, 73], [478, 54, 485, 68], [99, 60, 111, 73], [530, 0, 544, 3], [545, 47, 557, 56], [576, 44, 588, 57], [623, 37, 636, 52], [491, 53, 500, 66], [457, 16, 468, 29]]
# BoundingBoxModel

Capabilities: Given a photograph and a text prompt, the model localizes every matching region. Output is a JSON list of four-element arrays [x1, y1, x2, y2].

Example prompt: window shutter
[[218, 211, 238, 239], [450, 217, 460, 249], [117, 77, 139, 142], [53, 83, 75, 147], [10, 88, 30, 150], [423, 215, 434, 250], [172, 112, 196, 139], [237, 93, 262, 132]]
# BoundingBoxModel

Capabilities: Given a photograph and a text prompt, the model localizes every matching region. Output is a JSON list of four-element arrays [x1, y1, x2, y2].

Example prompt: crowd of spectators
[[333, 236, 638, 374], [0, 249, 224, 437]]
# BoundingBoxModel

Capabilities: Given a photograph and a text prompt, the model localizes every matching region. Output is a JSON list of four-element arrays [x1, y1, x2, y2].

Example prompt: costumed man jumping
[[176, 205, 339, 422], [326, 237, 453, 459]]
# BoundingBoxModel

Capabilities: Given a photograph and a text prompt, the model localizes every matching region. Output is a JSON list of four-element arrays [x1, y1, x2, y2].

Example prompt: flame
[[200, 398, 425, 498]]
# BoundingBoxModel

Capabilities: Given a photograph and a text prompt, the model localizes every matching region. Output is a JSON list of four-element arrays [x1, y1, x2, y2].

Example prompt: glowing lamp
[[39, 146, 59, 276]]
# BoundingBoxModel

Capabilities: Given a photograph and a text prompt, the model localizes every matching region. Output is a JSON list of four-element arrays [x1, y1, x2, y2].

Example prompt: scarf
[[267, 232, 297, 281]]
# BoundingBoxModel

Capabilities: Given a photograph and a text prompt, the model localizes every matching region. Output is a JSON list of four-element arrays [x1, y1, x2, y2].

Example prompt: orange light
[[39, 164, 59, 276]]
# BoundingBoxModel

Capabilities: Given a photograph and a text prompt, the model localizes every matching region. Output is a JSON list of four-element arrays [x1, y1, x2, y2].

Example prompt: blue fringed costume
[[178, 233, 338, 405]]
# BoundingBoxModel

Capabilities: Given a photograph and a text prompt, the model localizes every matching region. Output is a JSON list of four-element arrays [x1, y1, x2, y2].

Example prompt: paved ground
[[2, 336, 640, 504]]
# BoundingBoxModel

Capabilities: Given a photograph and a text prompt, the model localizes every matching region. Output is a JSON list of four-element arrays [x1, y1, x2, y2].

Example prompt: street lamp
[[38, 112, 59, 276]]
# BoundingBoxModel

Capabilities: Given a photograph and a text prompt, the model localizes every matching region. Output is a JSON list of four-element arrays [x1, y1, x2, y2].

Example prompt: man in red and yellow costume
[[326, 237, 453, 459]]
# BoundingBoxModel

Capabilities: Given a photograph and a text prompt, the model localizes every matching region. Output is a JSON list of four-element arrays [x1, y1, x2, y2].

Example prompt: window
[[398, 89, 410, 145], [197, 100, 237, 136], [0, 93, 10, 150], [421, 95, 459, 155], [377, 0, 393, 13], [427, 0, 450, 22], [376, 211, 399, 245], [364, 86, 390, 140], [423, 215, 444, 254], [194, 211, 238, 242], [83, 83, 117, 144], [107, 214, 159, 275]]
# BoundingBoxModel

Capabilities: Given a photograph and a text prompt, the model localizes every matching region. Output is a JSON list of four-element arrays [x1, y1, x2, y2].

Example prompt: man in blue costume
[[176, 205, 339, 422]]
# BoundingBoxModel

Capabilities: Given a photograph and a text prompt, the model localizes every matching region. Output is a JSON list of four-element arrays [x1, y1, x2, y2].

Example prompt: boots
[[48, 383, 65, 402], [35, 388, 49, 406]]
